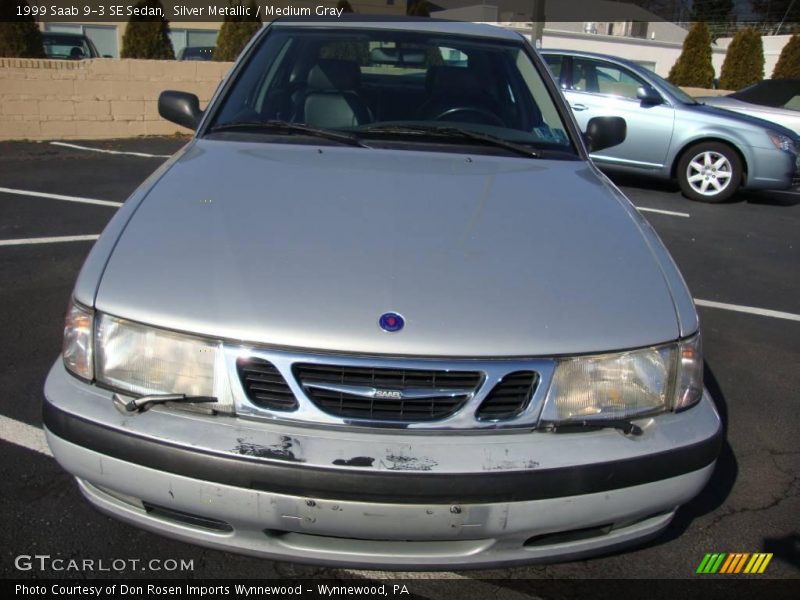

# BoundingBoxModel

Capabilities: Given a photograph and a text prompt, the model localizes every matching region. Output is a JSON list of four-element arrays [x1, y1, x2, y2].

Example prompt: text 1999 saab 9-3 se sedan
[[44, 18, 721, 569]]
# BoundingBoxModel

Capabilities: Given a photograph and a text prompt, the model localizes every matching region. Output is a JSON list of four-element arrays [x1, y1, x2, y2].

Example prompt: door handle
[[571, 103, 589, 111]]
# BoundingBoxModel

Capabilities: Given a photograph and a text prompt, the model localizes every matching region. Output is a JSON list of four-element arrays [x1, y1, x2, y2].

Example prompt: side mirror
[[636, 85, 663, 105], [584, 116, 626, 152], [158, 90, 203, 130]]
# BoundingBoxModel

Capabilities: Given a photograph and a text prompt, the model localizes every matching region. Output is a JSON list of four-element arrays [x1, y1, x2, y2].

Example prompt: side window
[[571, 58, 645, 100], [542, 54, 562, 83]]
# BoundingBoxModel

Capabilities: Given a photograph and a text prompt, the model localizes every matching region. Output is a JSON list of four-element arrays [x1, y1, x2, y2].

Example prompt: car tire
[[677, 142, 742, 203]]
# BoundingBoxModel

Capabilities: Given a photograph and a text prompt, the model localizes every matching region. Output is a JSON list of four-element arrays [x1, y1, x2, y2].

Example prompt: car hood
[[686, 101, 799, 139], [95, 139, 681, 357]]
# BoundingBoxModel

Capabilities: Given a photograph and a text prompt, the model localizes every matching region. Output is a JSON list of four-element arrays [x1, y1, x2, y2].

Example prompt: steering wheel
[[433, 107, 505, 127]]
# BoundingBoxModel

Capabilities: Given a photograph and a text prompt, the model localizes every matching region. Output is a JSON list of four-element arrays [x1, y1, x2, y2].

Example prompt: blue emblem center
[[379, 312, 404, 332]]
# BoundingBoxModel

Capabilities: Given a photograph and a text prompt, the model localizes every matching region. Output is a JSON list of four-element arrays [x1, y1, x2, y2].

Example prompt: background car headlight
[[94, 314, 232, 412], [541, 334, 703, 423], [768, 132, 796, 154], [63, 301, 93, 381]]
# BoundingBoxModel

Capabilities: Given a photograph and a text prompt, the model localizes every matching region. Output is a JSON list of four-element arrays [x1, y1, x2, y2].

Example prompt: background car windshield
[[210, 28, 574, 152]]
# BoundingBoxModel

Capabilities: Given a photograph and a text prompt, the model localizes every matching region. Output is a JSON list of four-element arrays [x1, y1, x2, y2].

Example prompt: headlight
[[768, 132, 796, 153], [63, 301, 94, 381], [94, 314, 233, 412], [541, 334, 703, 423]]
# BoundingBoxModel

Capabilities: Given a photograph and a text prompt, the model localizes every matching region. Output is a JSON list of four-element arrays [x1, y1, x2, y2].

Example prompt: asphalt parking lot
[[0, 138, 798, 589]]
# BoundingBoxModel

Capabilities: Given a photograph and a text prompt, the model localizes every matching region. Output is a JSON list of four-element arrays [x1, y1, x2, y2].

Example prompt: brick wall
[[0, 58, 232, 140]]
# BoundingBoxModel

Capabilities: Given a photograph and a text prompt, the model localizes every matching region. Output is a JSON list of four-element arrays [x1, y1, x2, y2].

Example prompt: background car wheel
[[677, 142, 742, 203]]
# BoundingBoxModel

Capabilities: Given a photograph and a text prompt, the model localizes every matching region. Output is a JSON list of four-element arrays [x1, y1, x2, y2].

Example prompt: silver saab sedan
[[44, 18, 721, 569], [542, 49, 800, 202]]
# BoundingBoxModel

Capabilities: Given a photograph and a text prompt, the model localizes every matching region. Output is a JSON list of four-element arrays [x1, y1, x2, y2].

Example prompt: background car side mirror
[[584, 117, 626, 153], [636, 85, 663, 105], [158, 91, 203, 130]]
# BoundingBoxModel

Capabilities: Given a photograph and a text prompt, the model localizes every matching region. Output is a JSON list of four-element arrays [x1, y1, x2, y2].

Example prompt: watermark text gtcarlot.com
[[14, 554, 194, 573]]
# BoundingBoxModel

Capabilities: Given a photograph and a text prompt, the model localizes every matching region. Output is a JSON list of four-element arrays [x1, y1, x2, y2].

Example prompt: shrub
[[213, 0, 261, 62], [0, 0, 44, 58], [120, 0, 174, 59], [668, 21, 715, 88], [719, 28, 764, 90], [407, 1, 431, 17], [772, 31, 800, 79]]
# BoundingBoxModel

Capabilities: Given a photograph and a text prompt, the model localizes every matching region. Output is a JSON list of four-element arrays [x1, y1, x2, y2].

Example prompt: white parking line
[[0, 415, 52, 456], [635, 206, 690, 218], [694, 299, 800, 323], [50, 141, 173, 159], [0, 234, 99, 247], [0, 186, 122, 208]]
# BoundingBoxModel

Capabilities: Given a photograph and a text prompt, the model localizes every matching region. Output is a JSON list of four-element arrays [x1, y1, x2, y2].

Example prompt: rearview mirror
[[636, 85, 663, 105], [158, 91, 203, 130], [584, 117, 626, 152]]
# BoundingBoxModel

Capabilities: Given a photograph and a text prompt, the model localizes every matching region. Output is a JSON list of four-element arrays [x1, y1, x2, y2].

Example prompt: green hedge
[[719, 28, 764, 90], [668, 22, 715, 88]]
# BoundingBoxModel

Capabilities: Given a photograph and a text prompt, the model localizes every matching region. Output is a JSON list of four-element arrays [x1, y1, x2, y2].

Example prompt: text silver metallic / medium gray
[[45, 18, 721, 569]]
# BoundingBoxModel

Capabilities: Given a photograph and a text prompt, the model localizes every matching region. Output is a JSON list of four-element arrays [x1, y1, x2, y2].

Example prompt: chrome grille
[[293, 364, 483, 421], [230, 348, 556, 430], [477, 371, 539, 420], [237, 357, 297, 411]]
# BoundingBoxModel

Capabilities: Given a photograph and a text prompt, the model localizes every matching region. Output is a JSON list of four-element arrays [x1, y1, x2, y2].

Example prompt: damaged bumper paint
[[44, 360, 721, 568]]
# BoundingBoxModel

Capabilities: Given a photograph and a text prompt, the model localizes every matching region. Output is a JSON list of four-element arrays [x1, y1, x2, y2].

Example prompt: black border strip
[[44, 401, 721, 504]]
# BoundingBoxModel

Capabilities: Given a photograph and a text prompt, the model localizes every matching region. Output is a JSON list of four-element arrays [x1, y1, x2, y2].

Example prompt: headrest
[[427, 66, 481, 96], [307, 59, 361, 90]]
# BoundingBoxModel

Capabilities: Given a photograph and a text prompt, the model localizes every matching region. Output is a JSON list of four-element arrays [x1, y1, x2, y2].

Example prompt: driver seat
[[416, 66, 499, 124]]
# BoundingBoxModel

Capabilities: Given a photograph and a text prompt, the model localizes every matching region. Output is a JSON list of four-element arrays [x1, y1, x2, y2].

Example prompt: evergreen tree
[[120, 0, 174, 59], [772, 31, 800, 79], [668, 21, 715, 88], [0, 0, 44, 58], [407, 1, 431, 17], [213, 0, 261, 62], [719, 28, 764, 90], [337, 0, 354, 12]]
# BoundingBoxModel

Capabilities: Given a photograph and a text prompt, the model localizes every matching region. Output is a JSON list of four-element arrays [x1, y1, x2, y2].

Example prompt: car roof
[[271, 16, 523, 42]]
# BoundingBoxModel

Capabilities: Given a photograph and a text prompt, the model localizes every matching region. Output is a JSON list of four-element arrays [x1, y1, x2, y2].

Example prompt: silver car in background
[[543, 50, 800, 202], [44, 19, 721, 569], [697, 79, 800, 136]]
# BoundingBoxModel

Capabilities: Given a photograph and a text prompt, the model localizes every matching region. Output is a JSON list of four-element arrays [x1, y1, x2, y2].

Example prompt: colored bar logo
[[696, 553, 773, 574]]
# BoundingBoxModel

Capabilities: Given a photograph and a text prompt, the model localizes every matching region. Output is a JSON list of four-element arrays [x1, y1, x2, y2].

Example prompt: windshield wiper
[[113, 393, 218, 415], [361, 124, 541, 158], [545, 419, 644, 436], [208, 120, 369, 148]]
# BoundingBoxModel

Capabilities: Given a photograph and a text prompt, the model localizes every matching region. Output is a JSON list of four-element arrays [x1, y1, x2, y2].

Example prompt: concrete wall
[[0, 57, 231, 141]]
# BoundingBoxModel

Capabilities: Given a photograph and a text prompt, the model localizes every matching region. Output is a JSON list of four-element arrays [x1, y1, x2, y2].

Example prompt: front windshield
[[208, 27, 575, 155]]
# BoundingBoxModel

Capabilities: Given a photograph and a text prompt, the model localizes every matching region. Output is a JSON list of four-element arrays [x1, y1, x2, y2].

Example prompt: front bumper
[[44, 360, 722, 569], [745, 146, 798, 190]]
